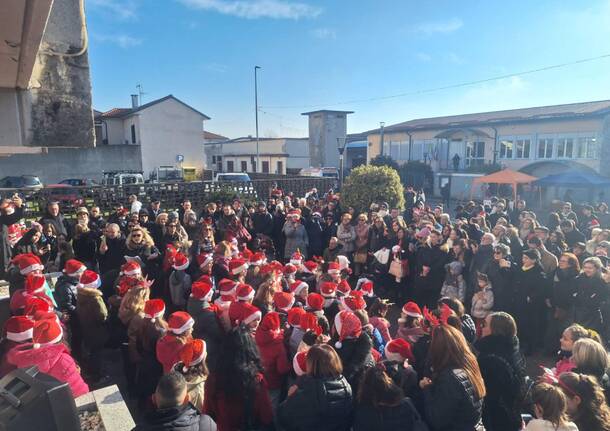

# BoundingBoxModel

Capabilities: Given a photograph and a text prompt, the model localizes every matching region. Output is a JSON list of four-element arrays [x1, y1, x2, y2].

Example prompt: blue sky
[[88, 0, 610, 138]]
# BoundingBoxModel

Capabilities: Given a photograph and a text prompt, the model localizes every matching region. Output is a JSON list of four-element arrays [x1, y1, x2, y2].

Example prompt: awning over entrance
[[434, 128, 493, 139]]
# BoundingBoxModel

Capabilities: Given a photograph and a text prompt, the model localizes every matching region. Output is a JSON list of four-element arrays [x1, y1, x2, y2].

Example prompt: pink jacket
[[7, 343, 89, 397], [554, 356, 576, 376]]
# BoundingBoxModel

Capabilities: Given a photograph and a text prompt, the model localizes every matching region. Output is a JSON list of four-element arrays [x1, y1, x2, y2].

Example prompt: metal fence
[[0, 177, 336, 218]]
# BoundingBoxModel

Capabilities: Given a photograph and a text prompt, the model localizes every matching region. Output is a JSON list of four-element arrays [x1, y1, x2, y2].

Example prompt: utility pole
[[379, 121, 386, 156], [254, 66, 261, 173]]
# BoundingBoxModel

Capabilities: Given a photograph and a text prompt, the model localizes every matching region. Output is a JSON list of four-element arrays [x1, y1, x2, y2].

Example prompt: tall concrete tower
[[302, 110, 353, 168]]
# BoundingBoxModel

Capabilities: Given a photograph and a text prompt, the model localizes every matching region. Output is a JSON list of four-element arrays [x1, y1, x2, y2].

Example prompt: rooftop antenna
[[136, 84, 147, 104]]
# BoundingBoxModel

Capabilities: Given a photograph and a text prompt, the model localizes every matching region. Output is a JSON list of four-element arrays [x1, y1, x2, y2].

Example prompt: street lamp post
[[337, 136, 347, 190], [379, 121, 386, 156], [254, 66, 261, 173]]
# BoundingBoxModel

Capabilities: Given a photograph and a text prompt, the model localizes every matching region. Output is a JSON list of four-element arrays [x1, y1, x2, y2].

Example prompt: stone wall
[[0, 145, 142, 183]]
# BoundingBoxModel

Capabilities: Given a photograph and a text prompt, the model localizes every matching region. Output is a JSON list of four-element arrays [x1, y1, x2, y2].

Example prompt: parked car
[[0, 175, 43, 190], [213, 173, 252, 183], [59, 178, 98, 187], [102, 172, 145, 186], [45, 184, 85, 210]]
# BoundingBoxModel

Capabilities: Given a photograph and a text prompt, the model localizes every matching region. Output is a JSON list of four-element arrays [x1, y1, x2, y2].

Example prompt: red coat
[[204, 372, 273, 431], [156, 334, 191, 373], [254, 328, 291, 390], [7, 343, 89, 397]]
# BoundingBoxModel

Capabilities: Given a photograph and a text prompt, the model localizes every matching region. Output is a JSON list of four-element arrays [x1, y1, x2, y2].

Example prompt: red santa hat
[[240, 247, 253, 260], [5, 316, 34, 342], [191, 281, 214, 302], [342, 291, 366, 312], [168, 311, 194, 334], [287, 307, 306, 328], [320, 281, 337, 298], [179, 339, 207, 372], [33, 310, 59, 323], [327, 261, 340, 275], [270, 260, 284, 272], [356, 278, 374, 297], [144, 299, 165, 322], [12, 253, 44, 275], [290, 250, 303, 265], [336, 279, 352, 297], [337, 255, 350, 271], [289, 280, 308, 297], [306, 293, 324, 312], [402, 301, 422, 318], [120, 260, 142, 277], [63, 259, 87, 277], [334, 310, 362, 348], [385, 338, 414, 363], [23, 296, 52, 317], [32, 318, 63, 349], [283, 263, 297, 276], [302, 260, 318, 274], [232, 302, 262, 326], [300, 312, 322, 335], [24, 273, 46, 295], [293, 351, 308, 376], [273, 291, 295, 312], [249, 252, 266, 266], [172, 253, 189, 271], [196, 253, 213, 269], [259, 311, 281, 333], [229, 258, 249, 275], [196, 274, 213, 285], [78, 270, 101, 289], [236, 283, 255, 302], [218, 278, 238, 297], [288, 209, 301, 220]]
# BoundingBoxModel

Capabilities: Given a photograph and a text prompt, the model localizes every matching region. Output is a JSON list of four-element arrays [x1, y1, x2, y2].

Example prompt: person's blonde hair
[[253, 278, 276, 307], [215, 241, 232, 258], [73, 223, 90, 239], [573, 338, 609, 372], [127, 227, 155, 247], [120, 285, 149, 316], [565, 324, 601, 344]]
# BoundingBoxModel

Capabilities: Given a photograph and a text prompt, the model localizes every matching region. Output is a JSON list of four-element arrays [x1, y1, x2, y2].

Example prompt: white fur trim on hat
[[123, 268, 141, 277], [170, 317, 194, 334], [7, 328, 34, 342], [173, 260, 190, 271], [33, 330, 63, 349], [232, 263, 249, 275], [243, 310, 262, 325], [20, 263, 44, 275], [405, 311, 422, 318], [237, 289, 255, 302], [144, 308, 165, 320], [78, 277, 101, 290], [384, 348, 404, 363], [199, 256, 213, 269]]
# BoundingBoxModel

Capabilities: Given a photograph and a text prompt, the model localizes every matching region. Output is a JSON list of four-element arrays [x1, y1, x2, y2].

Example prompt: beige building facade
[[366, 100, 610, 178]]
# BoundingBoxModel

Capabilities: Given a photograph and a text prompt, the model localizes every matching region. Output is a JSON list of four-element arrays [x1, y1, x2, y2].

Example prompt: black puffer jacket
[[186, 298, 223, 371], [53, 274, 79, 315], [335, 333, 375, 393], [485, 257, 516, 313], [475, 335, 526, 431], [572, 273, 609, 336], [278, 375, 352, 431], [551, 268, 579, 312], [353, 398, 416, 431], [423, 368, 483, 431], [133, 404, 216, 431]]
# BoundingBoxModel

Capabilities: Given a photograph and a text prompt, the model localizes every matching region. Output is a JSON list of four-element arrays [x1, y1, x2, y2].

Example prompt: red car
[[45, 184, 85, 209]]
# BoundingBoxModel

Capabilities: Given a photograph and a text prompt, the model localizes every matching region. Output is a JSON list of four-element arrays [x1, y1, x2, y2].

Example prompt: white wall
[[136, 98, 205, 177], [284, 139, 310, 169], [103, 118, 125, 145]]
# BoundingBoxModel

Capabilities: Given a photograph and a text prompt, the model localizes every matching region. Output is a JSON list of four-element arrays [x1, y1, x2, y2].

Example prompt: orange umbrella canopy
[[471, 169, 538, 199]]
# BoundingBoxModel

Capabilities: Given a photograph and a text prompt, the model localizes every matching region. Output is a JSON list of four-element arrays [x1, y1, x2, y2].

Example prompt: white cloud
[[93, 34, 143, 48], [311, 28, 336, 39], [177, 0, 322, 19], [411, 17, 463, 36], [88, 0, 139, 20], [445, 52, 465, 64]]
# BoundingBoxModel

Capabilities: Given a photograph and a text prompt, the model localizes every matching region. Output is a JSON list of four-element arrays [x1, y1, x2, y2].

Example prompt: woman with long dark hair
[[573, 257, 609, 336], [419, 324, 485, 430], [204, 324, 273, 431], [559, 372, 610, 431], [547, 253, 580, 353]]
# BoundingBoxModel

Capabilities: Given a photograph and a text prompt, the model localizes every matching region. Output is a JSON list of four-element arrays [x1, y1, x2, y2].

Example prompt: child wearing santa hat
[[169, 252, 192, 310], [7, 318, 89, 397], [395, 301, 426, 345], [156, 311, 194, 374], [172, 339, 208, 412], [0, 316, 34, 378], [54, 259, 86, 320], [76, 270, 109, 384]]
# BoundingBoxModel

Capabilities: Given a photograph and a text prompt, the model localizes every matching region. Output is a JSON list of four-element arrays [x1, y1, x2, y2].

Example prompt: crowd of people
[[1, 186, 610, 431]]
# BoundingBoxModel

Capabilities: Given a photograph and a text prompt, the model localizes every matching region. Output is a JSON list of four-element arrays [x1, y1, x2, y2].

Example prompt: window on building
[[465, 141, 485, 167], [577, 137, 597, 159], [557, 138, 574, 158], [130, 125, 136, 144], [499, 139, 513, 159], [537, 138, 554, 159], [515, 139, 531, 159], [240, 161, 247, 172], [262, 161, 270, 173], [389, 141, 400, 161], [212, 156, 216, 163], [277, 161, 283, 174], [227, 161, 234, 172]]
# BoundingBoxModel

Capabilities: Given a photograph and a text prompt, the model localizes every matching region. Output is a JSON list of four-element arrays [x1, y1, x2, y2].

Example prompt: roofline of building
[[364, 99, 610, 135], [97, 95, 211, 120], [301, 110, 355, 116]]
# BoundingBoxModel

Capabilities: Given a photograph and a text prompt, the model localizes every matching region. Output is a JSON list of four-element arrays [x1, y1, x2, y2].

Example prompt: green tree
[[341, 165, 405, 214], [370, 154, 400, 171]]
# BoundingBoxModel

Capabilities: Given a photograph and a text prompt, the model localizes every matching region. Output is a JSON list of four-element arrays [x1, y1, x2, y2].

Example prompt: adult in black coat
[[334, 331, 375, 395], [0, 196, 24, 278], [97, 223, 127, 275], [353, 367, 416, 431], [546, 254, 580, 353], [251, 203, 274, 237], [305, 213, 325, 258], [186, 296, 223, 372], [475, 312, 526, 431], [572, 257, 609, 338], [39, 202, 71, 239], [513, 249, 550, 355], [133, 373, 216, 431], [467, 235, 494, 309], [321, 215, 338, 251], [485, 244, 516, 313], [278, 344, 352, 431]]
